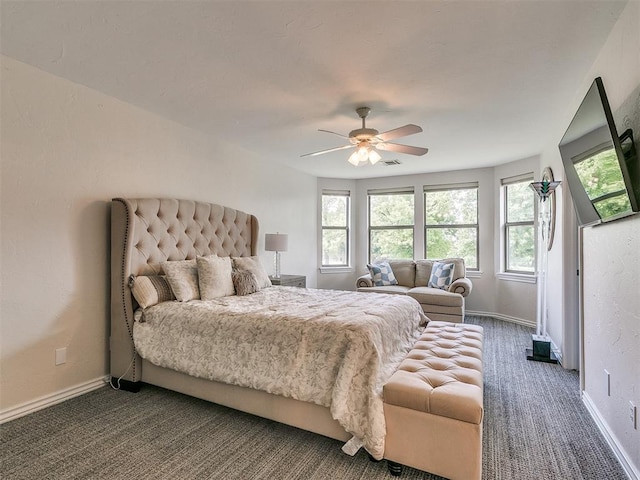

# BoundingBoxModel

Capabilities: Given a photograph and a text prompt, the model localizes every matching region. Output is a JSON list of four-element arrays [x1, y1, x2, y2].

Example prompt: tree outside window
[[321, 192, 350, 267], [574, 145, 631, 219], [504, 179, 535, 273], [368, 191, 414, 262], [424, 185, 478, 269]]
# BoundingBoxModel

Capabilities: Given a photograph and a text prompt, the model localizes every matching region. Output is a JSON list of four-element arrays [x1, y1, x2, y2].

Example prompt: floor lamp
[[527, 178, 561, 363]]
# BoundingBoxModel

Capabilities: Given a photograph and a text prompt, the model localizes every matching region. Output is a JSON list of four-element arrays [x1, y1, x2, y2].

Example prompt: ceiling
[[0, 1, 627, 179]]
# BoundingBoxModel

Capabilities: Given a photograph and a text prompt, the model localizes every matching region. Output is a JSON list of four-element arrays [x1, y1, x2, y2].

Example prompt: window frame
[[502, 174, 536, 275], [367, 188, 415, 263], [423, 183, 479, 270], [321, 190, 351, 268]]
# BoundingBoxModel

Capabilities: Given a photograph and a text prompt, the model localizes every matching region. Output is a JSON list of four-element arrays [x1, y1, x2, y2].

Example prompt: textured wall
[[580, 1, 640, 472]]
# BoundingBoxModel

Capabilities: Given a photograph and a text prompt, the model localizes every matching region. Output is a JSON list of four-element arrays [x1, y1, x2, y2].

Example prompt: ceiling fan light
[[348, 151, 361, 166], [368, 149, 381, 164]]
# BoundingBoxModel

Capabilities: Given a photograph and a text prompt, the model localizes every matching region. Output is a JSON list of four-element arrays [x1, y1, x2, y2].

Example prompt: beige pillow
[[131, 275, 175, 308], [197, 255, 234, 299], [161, 259, 199, 301], [232, 256, 272, 289], [232, 269, 260, 296]]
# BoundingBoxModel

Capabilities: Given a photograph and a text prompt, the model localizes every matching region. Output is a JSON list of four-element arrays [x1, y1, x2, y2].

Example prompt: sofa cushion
[[358, 285, 411, 295], [367, 261, 399, 286], [407, 287, 463, 307], [416, 258, 466, 286], [386, 259, 416, 287], [428, 261, 456, 289]]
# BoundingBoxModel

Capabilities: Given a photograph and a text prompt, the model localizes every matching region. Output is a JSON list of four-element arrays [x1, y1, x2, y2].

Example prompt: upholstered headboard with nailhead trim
[[109, 198, 259, 386]]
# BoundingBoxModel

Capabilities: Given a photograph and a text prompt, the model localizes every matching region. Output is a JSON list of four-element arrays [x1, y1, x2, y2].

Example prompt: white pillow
[[428, 261, 455, 290], [197, 255, 235, 299], [161, 259, 199, 301], [232, 256, 272, 289]]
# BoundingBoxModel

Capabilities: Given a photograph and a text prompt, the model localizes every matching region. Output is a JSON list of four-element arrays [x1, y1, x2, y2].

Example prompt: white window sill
[[319, 266, 354, 274], [466, 270, 483, 279], [496, 272, 537, 284]]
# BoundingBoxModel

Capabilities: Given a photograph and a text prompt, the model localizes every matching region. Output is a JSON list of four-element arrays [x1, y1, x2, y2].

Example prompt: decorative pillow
[[232, 256, 272, 289], [232, 269, 260, 296], [428, 261, 455, 290], [197, 255, 235, 300], [366, 261, 398, 286], [130, 275, 175, 308], [161, 259, 199, 301]]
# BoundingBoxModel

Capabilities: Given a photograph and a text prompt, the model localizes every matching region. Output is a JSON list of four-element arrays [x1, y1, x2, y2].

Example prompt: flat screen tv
[[559, 77, 640, 226]]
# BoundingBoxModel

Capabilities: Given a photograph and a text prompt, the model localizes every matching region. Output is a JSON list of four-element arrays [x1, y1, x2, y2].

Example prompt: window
[[503, 175, 535, 273], [574, 143, 632, 219], [368, 188, 414, 262], [321, 191, 350, 267], [424, 184, 478, 269]]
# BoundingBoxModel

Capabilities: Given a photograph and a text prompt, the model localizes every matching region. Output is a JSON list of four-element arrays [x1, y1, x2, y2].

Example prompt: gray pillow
[[232, 269, 260, 296], [232, 256, 272, 289]]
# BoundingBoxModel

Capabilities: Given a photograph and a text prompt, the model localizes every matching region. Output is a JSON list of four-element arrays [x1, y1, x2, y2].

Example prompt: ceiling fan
[[301, 107, 428, 166]]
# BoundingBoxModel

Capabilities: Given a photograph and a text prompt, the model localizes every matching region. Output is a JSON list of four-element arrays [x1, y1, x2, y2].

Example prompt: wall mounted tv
[[559, 77, 639, 226]]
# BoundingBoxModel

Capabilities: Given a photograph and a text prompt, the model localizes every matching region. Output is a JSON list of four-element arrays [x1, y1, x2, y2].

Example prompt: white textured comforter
[[133, 287, 426, 459]]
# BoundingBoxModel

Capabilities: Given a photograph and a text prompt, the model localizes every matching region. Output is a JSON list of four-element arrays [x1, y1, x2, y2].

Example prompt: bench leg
[[387, 460, 403, 476]]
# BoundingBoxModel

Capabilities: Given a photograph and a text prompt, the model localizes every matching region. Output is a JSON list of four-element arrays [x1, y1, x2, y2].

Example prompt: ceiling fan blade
[[318, 129, 349, 139], [300, 144, 354, 157], [376, 124, 423, 141], [377, 143, 429, 156]]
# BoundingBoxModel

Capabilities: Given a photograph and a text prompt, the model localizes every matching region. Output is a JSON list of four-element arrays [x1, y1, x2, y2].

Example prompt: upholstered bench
[[383, 321, 484, 479]]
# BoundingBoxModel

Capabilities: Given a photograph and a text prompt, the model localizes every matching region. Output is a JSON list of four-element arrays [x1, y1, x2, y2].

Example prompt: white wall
[[540, 1, 640, 475], [0, 56, 318, 413]]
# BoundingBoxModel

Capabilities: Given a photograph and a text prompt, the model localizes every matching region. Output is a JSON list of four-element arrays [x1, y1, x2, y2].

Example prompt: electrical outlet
[[55, 347, 67, 366], [630, 402, 637, 430], [604, 369, 610, 396]]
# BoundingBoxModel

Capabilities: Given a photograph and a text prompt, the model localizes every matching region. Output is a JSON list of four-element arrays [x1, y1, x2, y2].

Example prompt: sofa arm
[[356, 274, 374, 288], [449, 277, 473, 297]]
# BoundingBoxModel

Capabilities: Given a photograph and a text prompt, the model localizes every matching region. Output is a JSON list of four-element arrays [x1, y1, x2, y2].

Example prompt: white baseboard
[[582, 391, 639, 480], [0, 376, 109, 424], [466, 310, 536, 328], [466, 311, 564, 365]]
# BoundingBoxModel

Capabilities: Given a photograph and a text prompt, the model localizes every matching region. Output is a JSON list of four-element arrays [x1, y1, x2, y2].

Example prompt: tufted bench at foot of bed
[[383, 321, 484, 480]]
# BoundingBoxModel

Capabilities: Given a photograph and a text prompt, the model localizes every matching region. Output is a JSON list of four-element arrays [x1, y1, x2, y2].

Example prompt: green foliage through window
[[424, 187, 478, 269], [322, 194, 349, 266], [574, 147, 631, 219], [504, 180, 535, 273], [368, 192, 414, 261]]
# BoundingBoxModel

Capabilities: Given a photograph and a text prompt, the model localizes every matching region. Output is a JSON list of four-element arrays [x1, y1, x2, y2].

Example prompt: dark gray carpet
[[0, 317, 627, 479]]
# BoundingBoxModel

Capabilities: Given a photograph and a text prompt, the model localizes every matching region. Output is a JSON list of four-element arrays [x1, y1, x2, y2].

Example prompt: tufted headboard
[[110, 198, 259, 387]]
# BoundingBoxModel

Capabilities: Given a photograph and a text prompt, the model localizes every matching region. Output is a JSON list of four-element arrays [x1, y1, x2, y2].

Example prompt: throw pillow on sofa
[[367, 261, 399, 286], [428, 261, 455, 289]]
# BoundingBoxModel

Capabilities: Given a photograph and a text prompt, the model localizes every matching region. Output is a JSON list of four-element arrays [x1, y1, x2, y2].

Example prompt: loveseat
[[356, 258, 472, 323]]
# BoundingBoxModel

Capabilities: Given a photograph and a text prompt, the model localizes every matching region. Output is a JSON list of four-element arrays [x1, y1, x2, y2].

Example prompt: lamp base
[[526, 334, 558, 364]]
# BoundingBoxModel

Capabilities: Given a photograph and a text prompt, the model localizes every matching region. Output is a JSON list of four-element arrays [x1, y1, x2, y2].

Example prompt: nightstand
[[269, 275, 306, 288]]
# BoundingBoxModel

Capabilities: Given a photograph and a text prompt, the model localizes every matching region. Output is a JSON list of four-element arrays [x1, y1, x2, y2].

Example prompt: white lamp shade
[[265, 233, 288, 252]]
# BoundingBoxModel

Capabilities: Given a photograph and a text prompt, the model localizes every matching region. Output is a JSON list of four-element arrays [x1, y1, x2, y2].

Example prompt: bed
[[110, 198, 426, 461]]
